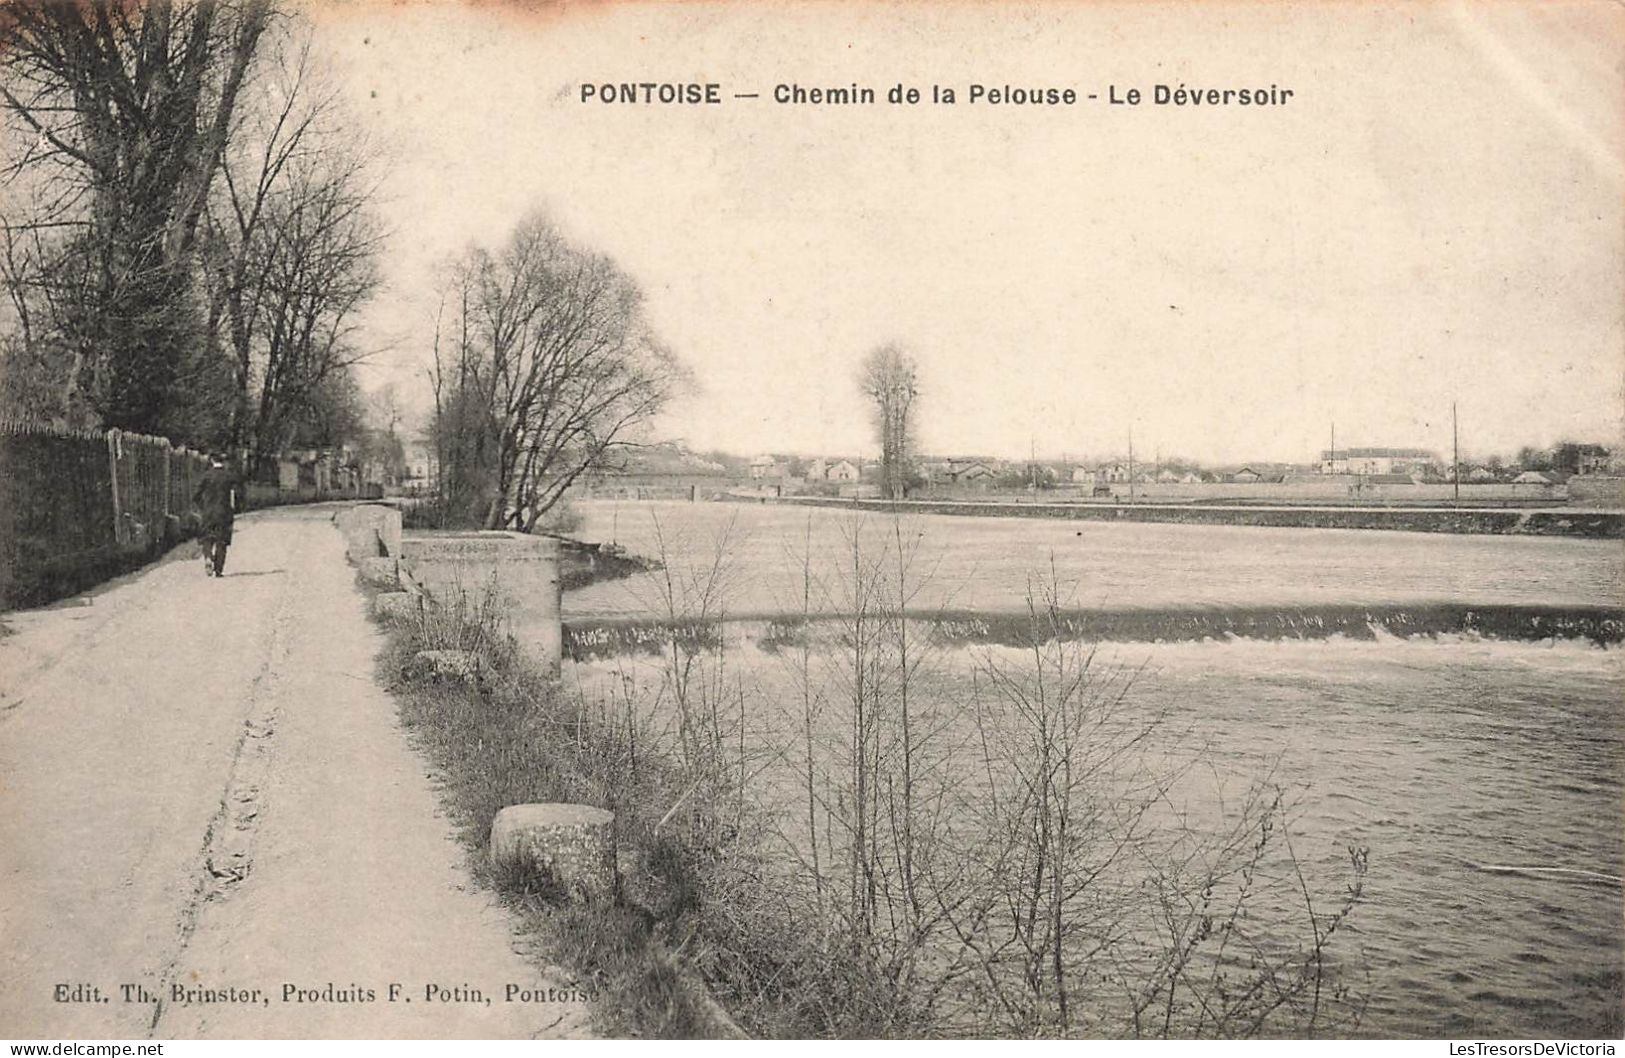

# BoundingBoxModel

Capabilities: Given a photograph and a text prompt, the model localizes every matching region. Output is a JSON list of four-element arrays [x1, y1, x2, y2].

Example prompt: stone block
[[376, 506, 403, 558], [336, 518, 382, 561], [401, 531, 562, 676], [334, 503, 404, 561], [358, 556, 400, 587], [404, 649, 482, 685], [372, 591, 420, 620], [489, 803, 616, 903]]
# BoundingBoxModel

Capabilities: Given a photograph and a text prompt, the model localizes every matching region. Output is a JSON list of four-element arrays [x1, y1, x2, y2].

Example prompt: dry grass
[[371, 585, 882, 1038]]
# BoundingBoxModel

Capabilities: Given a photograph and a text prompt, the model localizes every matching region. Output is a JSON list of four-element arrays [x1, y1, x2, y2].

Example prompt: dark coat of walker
[[194, 463, 237, 575]]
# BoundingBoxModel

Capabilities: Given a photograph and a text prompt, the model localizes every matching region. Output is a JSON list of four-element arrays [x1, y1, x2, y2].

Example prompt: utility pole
[[1330, 420, 1336, 473], [1453, 401, 1460, 503], [1128, 426, 1136, 504]]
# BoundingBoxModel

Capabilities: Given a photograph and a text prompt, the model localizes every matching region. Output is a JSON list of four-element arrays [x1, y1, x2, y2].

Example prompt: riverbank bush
[[374, 580, 892, 1037], [755, 523, 1371, 1037]]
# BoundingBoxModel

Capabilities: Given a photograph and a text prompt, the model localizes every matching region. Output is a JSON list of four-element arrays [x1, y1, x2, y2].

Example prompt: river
[[560, 500, 1623, 1038]]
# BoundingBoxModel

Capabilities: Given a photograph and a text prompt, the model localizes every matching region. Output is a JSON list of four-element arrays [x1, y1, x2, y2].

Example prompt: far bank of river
[[781, 496, 1625, 538]]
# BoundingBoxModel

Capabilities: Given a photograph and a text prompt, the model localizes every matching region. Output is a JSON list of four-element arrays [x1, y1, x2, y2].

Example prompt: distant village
[[253, 436, 1622, 508], [557, 439, 1623, 505]]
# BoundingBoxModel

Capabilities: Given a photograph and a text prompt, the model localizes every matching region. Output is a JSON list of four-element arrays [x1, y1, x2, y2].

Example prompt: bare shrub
[[942, 570, 1369, 1037], [756, 519, 1369, 1037]]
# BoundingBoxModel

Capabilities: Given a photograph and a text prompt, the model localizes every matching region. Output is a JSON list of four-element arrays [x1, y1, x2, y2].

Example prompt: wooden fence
[[3, 422, 214, 609]]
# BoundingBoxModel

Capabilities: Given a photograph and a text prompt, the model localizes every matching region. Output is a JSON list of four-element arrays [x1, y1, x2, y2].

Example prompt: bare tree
[[195, 25, 378, 460], [860, 343, 919, 500], [198, 112, 383, 466], [369, 381, 404, 439], [430, 211, 687, 530], [0, 0, 276, 439]]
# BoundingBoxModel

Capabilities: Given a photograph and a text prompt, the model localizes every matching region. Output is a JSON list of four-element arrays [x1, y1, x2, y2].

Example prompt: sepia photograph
[[0, 0, 1621, 1046]]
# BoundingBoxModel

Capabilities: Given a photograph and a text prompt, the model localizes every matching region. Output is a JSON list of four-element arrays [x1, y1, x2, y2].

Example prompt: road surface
[[0, 506, 594, 1039]]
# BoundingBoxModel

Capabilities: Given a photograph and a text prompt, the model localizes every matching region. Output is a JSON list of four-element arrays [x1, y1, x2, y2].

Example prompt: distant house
[[952, 460, 995, 483], [1155, 467, 1181, 484], [1512, 470, 1559, 485], [749, 456, 779, 480], [1319, 447, 1438, 475], [1071, 465, 1094, 484], [1231, 467, 1263, 483], [806, 458, 828, 482], [826, 459, 860, 482], [286, 448, 328, 491], [924, 459, 992, 485], [1572, 445, 1611, 476], [917, 458, 1000, 486], [1446, 465, 1498, 483], [1179, 471, 1207, 484], [402, 440, 438, 491]]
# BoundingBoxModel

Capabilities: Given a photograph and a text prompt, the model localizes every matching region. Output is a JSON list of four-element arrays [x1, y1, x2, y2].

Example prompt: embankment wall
[[783, 497, 1623, 538]]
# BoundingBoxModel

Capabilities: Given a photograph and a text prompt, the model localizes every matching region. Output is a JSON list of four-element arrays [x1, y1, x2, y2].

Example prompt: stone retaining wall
[[400, 530, 563, 675], [785, 497, 1624, 538]]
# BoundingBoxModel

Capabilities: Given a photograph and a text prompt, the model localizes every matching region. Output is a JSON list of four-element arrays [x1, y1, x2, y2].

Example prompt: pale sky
[[306, 0, 1624, 464]]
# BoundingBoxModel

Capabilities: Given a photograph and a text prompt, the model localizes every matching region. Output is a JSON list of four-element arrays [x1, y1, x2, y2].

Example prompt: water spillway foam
[[562, 603, 1624, 660]]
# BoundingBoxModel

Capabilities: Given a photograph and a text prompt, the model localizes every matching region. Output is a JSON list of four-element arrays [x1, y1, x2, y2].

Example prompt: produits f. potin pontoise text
[[578, 81, 1295, 108]]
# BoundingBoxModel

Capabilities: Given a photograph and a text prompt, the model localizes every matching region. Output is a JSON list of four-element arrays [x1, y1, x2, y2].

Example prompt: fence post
[[161, 440, 171, 526], [107, 429, 123, 547]]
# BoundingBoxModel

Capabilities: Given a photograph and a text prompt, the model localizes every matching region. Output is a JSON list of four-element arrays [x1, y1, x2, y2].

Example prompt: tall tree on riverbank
[[430, 212, 687, 530], [860, 342, 919, 500]]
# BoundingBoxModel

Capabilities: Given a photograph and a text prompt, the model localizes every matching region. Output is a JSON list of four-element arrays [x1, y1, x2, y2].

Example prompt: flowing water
[[560, 500, 1624, 1037]]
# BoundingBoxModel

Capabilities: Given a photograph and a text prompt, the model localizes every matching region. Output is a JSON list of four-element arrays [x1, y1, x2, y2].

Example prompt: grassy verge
[[369, 586, 862, 1039]]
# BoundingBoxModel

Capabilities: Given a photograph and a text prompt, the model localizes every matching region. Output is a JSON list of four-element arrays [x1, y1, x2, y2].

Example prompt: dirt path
[[0, 507, 594, 1039]]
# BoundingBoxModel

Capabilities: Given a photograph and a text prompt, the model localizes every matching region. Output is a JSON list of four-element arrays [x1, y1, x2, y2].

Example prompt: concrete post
[[160, 442, 171, 525], [106, 430, 123, 546]]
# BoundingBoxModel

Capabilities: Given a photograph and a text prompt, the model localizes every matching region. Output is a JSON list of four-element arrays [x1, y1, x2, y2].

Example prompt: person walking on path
[[194, 455, 238, 577]]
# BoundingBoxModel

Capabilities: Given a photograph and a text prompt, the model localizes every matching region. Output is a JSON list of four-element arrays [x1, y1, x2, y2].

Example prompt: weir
[[561, 602, 1625, 660]]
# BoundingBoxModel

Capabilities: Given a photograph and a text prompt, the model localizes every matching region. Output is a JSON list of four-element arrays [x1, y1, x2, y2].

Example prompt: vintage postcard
[[0, 0, 1620, 1046]]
